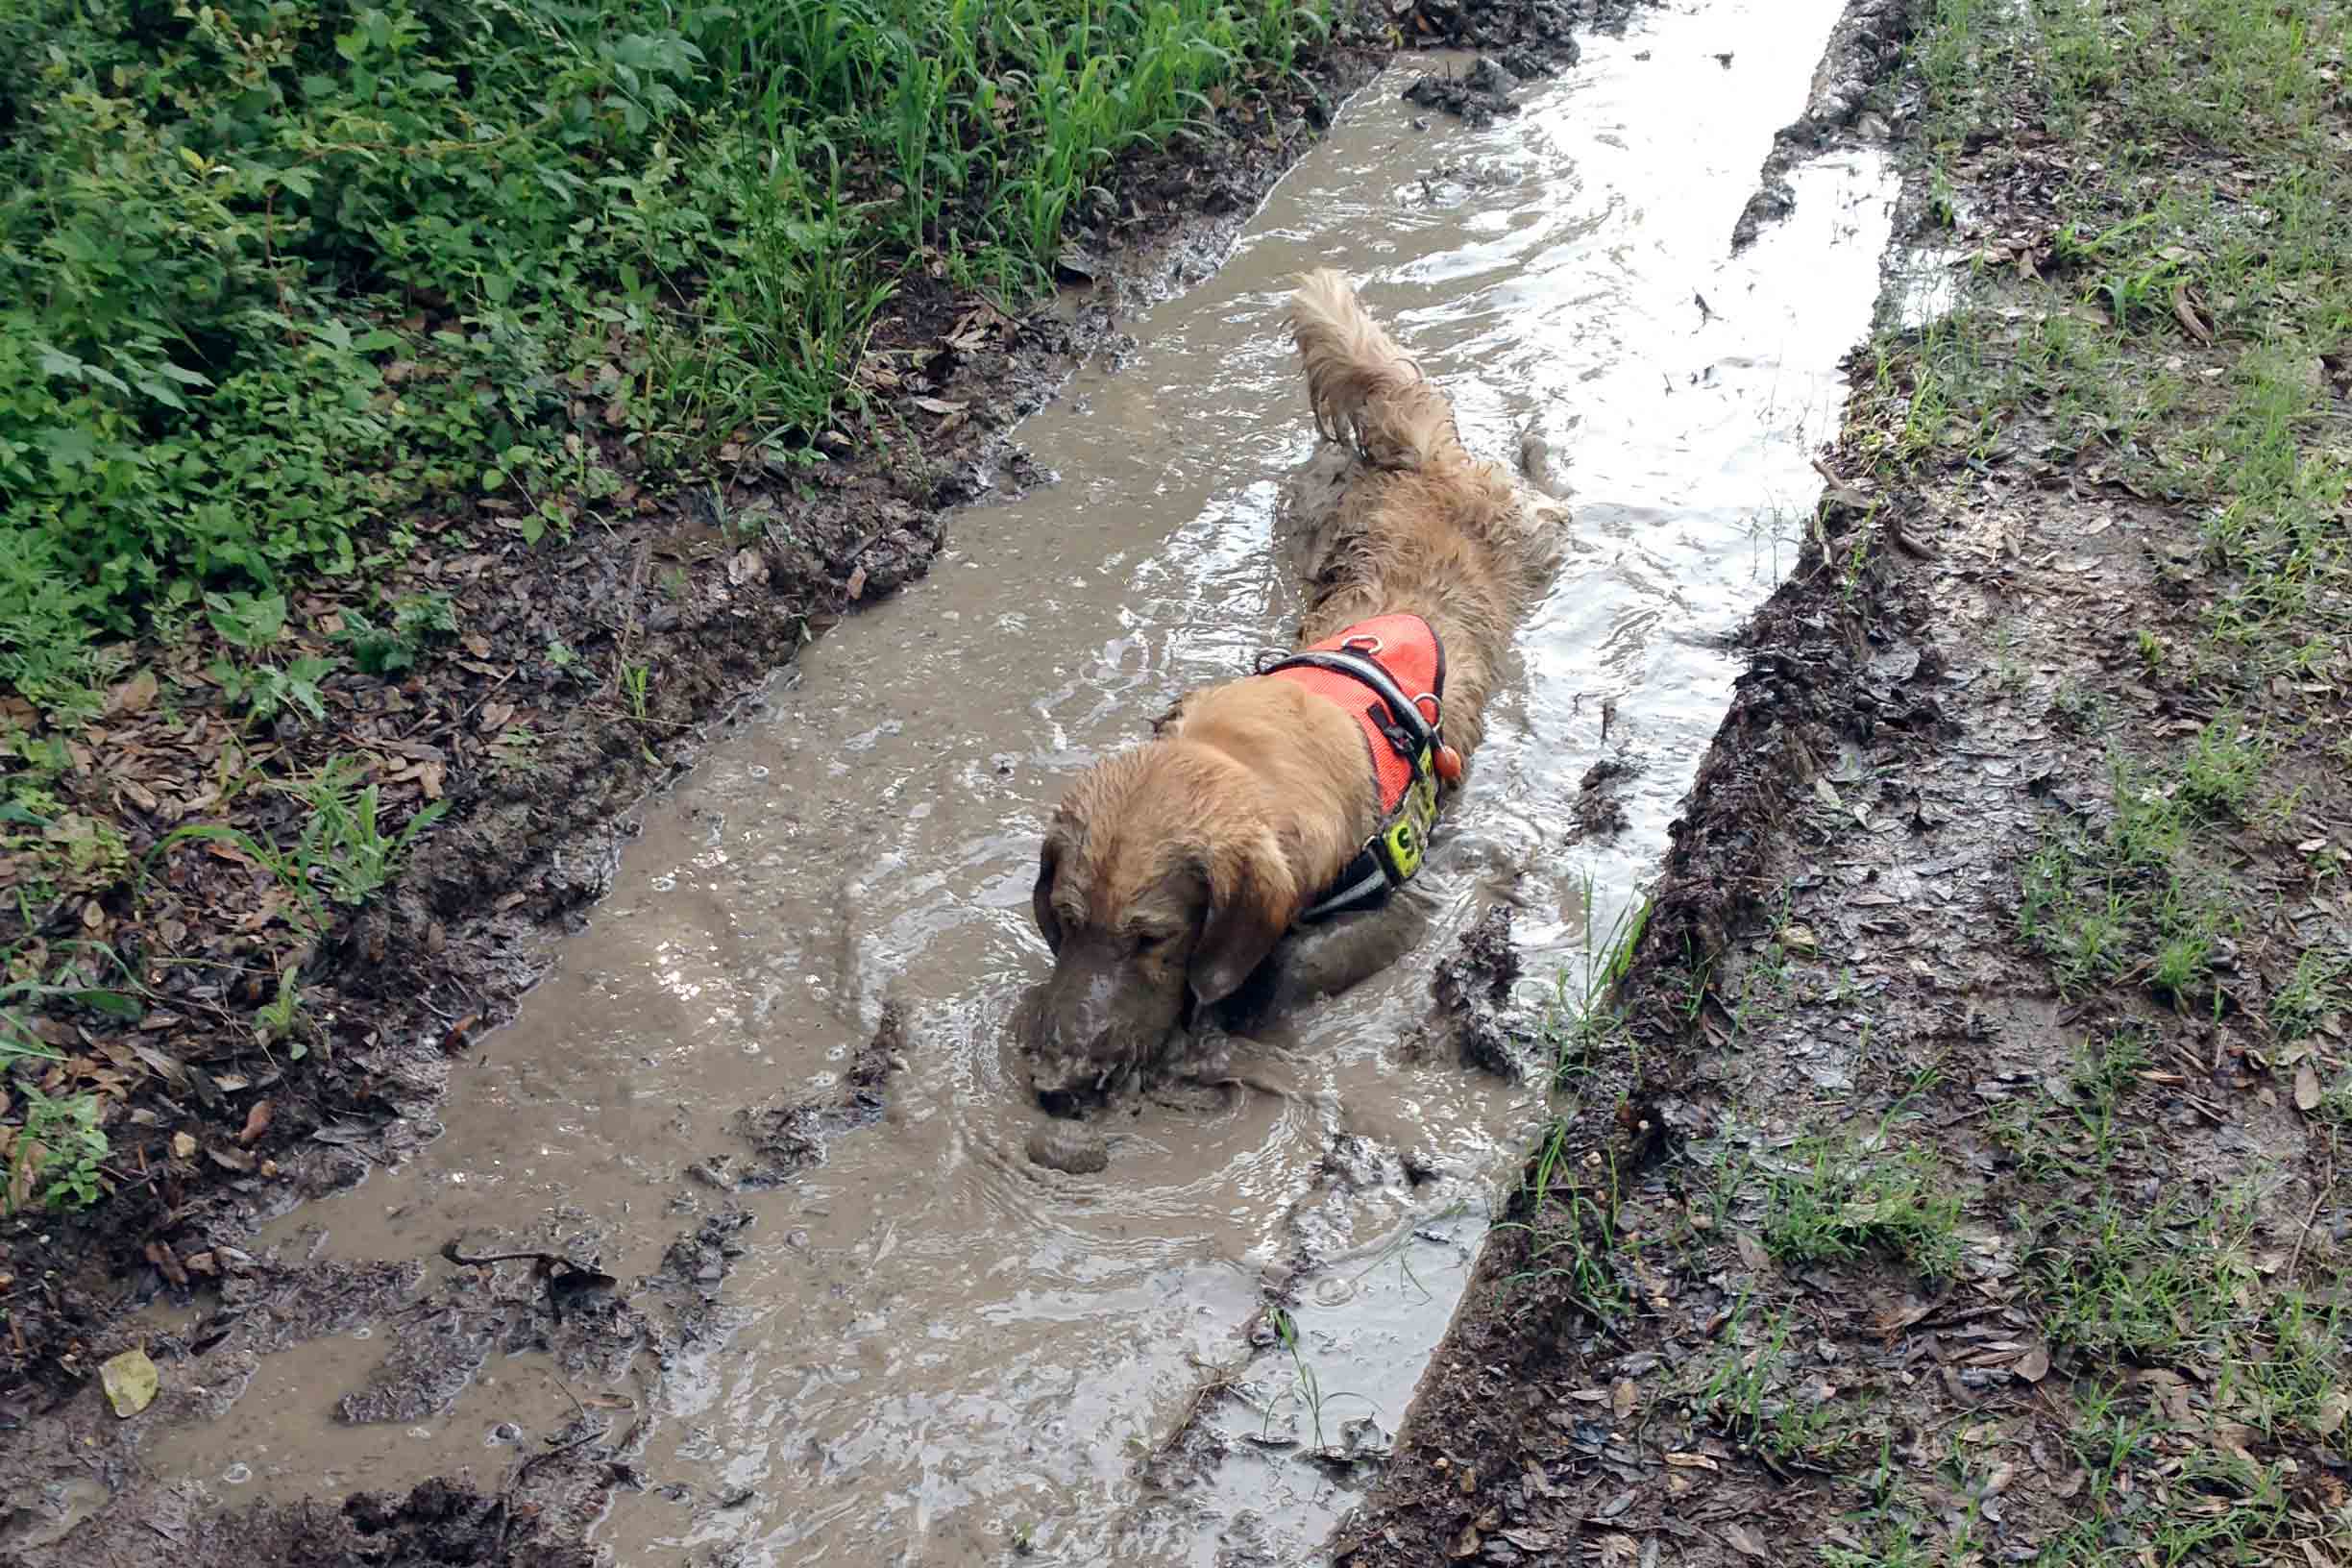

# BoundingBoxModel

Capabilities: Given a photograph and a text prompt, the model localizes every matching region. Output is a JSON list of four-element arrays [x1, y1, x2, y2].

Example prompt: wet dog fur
[[1025, 269, 1563, 1109]]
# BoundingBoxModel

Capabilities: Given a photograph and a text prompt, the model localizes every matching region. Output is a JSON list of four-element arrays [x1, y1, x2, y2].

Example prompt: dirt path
[[1335, 2, 2352, 1563]]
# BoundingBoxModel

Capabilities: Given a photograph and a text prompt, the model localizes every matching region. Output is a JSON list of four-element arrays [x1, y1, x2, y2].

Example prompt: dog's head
[[1025, 743, 1299, 1112]]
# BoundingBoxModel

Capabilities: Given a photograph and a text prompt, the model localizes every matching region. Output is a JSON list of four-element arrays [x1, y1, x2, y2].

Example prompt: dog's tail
[[1287, 269, 1463, 472]]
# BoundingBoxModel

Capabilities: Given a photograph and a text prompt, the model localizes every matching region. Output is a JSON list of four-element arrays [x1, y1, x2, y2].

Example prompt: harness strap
[[1262, 625, 1450, 928], [1258, 648, 1436, 763], [1296, 846, 1390, 924]]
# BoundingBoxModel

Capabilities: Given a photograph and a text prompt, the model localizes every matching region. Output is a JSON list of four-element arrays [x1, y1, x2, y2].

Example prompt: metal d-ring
[[1341, 633, 1385, 656], [1411, 691, 1442, 726]]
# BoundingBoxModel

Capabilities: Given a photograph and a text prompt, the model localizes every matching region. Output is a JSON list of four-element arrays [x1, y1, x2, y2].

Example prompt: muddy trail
[[3, 2, 1923, 1564]]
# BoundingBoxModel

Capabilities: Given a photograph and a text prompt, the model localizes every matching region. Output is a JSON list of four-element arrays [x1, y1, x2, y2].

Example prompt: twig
[[442, 1241, 578, 1269], [2286, 1158, 2331, 1283]]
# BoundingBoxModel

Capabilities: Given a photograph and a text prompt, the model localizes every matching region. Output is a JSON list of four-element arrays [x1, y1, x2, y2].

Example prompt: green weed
[[4, 1085, 110, 1213], [150, 755, 447, 937], [0, 0, 1328, 725], [1761, 1139, 1963, 1279]]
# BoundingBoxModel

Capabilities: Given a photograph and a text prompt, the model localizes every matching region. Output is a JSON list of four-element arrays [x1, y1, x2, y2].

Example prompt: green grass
[[1761, 1137, 1963, 1280], [1752, 5, 2352, 1563], [2018, 745, 2250, 1004], [146, 753, 448, 943], [0, 0, 1333, 724]]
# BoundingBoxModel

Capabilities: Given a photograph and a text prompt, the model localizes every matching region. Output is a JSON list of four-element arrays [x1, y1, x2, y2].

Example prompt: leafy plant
[[209, 654, 336, 724], [150, 756, 448, 937], [204, 591, 289, 652], [0, 0, 1326, 728], [338, 593, 459, 675], [5, 1086, 110, 1213]]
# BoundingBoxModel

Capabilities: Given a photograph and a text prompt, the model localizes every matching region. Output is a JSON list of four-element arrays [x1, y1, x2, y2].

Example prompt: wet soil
[[1, 0, 1662, 1560], [1330, 9, 2352, 1562], [1730, 0, 1914, 252]]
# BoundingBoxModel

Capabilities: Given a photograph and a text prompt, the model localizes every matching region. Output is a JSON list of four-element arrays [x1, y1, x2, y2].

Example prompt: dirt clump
[[1433, 902, 1530, 1080], [1731, 0, 1916, 250], [1025, 1124, 1113, 1174], [1403, 57, 1530, 127], [705, 1000, 908, 1189], [1565, 755, 1638, 843]]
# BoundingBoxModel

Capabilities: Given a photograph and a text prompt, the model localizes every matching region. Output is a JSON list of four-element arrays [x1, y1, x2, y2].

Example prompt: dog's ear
[[1032, 828, 1069, 954], [1187, 828, 1298, 1008]]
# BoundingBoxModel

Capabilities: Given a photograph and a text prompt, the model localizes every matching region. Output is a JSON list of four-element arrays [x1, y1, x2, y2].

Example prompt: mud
[[1431, 905, 1532, 1082], [1731, 0, 1915, 251], [1, 0, 1406, 1422], [1024, 1125, 1114, 1176], [1567, 756, 1640, 844], [13, 1, 1917, 1562], [1325, 285, 1953, 1568], [1403, 56, 1536, 128]]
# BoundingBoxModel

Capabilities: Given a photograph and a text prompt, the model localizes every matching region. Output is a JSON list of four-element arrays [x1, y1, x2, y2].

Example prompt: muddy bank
[[1327, 358, 1945, 1568], [1332, 1, 2352, 1559], [1730, 0, 1914, 251]]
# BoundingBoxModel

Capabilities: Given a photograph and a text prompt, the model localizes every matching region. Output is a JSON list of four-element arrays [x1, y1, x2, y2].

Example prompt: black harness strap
[[1265, 647, 1445, 926], [1259, 648, 1435, 764]]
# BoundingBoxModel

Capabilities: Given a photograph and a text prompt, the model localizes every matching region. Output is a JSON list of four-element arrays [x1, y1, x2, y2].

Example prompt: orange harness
[[1262, 612, 1464, 923]]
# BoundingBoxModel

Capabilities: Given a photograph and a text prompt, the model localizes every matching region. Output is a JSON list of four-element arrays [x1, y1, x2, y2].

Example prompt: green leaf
[[67, 989, 143, 1020]]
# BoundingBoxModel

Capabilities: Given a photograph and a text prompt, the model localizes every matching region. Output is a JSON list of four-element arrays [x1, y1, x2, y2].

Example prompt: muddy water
[[147, 5, 1898, 1563]]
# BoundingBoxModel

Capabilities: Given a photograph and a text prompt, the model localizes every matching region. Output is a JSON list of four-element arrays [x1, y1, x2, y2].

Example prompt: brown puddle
[[143, 5, 1903, 1562]]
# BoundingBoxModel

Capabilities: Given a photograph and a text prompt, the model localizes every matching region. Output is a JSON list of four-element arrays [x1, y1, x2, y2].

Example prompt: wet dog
[[1024, 269, 1564, 1110]]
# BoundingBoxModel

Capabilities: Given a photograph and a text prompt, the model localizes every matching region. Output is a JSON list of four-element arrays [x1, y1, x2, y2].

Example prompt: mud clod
[[1402, 57, 1524, 127], [1729, 0, 1916, 250], [1433, 903, 1529, 1080], [722, 1001, 910, 1188], [1025, 1125, 1113, 1175], [1566, 755, 1639, 844]]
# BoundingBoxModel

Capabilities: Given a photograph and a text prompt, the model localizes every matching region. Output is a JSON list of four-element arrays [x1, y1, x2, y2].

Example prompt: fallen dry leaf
[[2015, 1344, 2051, 1383], [101, 1347, 159, 1418], [2170, 282, 2214, 345], [1735, 1229, 1772, 1270], [1723, 1521, 1769, 1558], [108, 670, 159, 717], [238, 1099, 274, 1145], [2295, 1065, 2322, 1112], [170, 1131, 197, 1160]]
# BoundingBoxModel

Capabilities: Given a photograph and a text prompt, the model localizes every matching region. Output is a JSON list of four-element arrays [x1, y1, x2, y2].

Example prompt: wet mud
[[12, 1, 1914, 1563], [1731, 0, 1915, 252], [1404, 57, 1540, 128], [2, 0, 1405, 1431]]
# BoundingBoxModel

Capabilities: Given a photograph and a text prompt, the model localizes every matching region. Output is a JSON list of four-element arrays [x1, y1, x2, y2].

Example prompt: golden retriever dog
[[1024, 269, 1563, 1111]]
